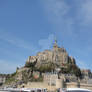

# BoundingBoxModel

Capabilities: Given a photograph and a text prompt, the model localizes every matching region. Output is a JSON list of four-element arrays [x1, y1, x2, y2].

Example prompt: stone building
[[43, 72, 58, 86], [81, 69, 92, 79]]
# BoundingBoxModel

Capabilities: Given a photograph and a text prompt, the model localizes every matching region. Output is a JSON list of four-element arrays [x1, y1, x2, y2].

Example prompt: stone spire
[[53, 37, 58, 48]]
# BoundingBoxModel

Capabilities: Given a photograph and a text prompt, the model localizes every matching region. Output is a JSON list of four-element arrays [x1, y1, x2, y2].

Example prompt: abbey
[[26, 40, 76, 70]]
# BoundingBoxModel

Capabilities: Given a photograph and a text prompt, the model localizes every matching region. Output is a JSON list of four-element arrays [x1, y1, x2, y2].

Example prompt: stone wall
[[20, 82, 56, 91], [66, 82, 79, 88], [20, 81, 92, 91], [80, 83, 92, 90], [66, 82, 92, 90]]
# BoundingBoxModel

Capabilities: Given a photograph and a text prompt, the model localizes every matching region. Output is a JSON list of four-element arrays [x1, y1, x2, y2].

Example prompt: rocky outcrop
[[26, 56, 37, 63], [68, 56, 76, 65]]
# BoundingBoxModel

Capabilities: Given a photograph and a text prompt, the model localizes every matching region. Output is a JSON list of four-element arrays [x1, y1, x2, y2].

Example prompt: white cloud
[[42, 0, 92, 36], [44, 0, 69, 17], [78, 0, 92, 26], [41, 0, 76, 38], [43, 0, 70, 24], [38, 34, 54, 51]]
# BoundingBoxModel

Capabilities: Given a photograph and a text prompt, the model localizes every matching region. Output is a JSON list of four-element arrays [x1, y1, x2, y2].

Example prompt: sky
[[0, 0, 92, 73]]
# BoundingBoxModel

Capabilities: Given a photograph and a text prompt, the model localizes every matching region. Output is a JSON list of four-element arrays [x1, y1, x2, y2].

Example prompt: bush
[[60, 64, 82, 78], [38, 62, 55, 73]]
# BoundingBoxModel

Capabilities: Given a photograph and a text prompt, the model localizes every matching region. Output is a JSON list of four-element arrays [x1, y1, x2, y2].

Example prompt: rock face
[[26, 56, 37, 63], [26, 41, 76, 69]]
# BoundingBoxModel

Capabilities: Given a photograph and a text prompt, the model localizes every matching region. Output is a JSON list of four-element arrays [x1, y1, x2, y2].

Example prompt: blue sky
[[0, 0, 92, 73]]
